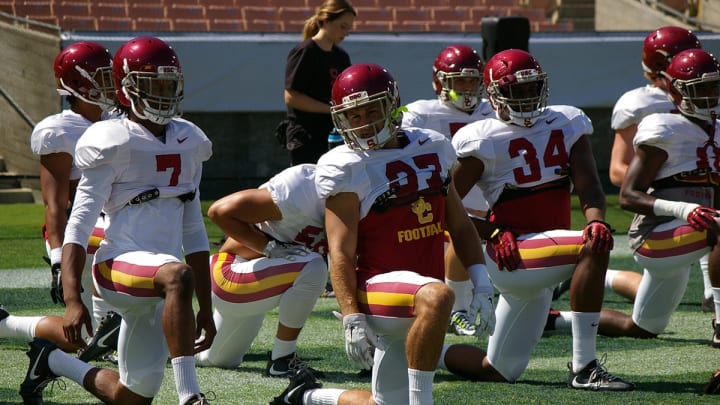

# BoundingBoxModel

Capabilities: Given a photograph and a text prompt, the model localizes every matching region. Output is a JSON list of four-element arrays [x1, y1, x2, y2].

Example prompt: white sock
[[604, 269, 620, 291], [570, 311, 599, 372], [712, 288, 720, 321], [446, 279, 472, 312], [555, 311, 573, 331], [436, 343, 451, 370], [272, 336, 297, 360], [305, 388, 344, 405], [171, 356, 201, 405], [701, 255, 712, 299], [48, 349, 94, 385], [408, 368, 434, 405], [0, 315, 41, 339]]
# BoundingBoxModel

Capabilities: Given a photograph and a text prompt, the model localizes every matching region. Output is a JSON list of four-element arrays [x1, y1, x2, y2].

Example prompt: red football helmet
[[54, 41, 115, 111], [113, 36, 183, 125], [642, 26, 701, 75], [432, 44, 484, 112], [662, 49, 720, 121], [484, 49, 548, 127], [331, 63, 401, 151]]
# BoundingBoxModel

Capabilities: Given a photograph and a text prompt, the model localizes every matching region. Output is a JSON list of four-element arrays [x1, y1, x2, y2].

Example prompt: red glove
[[489, 228, 521, 271], [582, 220, 614, 253], [686, 206, 719, 231]]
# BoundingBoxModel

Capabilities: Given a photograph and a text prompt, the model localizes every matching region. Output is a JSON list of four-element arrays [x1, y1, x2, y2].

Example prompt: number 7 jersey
[[452, 105, 592, 233]]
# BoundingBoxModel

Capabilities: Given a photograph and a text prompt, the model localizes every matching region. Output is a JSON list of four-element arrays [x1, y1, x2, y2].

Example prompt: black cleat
[[19, 338, 59, 405], [552, 278, 572, 301], [705, 369, 720, 394], [265, 351, 324, 378], [544, 308, 561, 332], [269, 368, 322, 405], [0, 305, 8, 322], [78, 311, 121, 362], [568, 355, 635, 391]]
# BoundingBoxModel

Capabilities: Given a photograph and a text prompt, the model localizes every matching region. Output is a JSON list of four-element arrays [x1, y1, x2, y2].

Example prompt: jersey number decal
[[156, 154, 182, 186], [385, 153, 443, 196], [509, 130, 569, 184]]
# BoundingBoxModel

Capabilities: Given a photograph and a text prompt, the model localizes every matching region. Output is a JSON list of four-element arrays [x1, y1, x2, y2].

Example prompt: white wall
[[62, 31, 720, 112]]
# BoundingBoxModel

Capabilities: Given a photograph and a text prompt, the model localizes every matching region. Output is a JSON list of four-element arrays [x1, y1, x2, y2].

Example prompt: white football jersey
[[635, 113, 720, 180], [30, 110, 94, 181], [64, 117, 212, 261], [453, 105, 591, 208], [402, 99, 494, 138], [316, 128, 456, 219], [256, 164, 327, 254], [611, 85, 674, 130]]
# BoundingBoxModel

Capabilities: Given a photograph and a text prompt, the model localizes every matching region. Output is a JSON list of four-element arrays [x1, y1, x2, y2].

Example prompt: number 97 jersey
[[452, 105, 592, 233]]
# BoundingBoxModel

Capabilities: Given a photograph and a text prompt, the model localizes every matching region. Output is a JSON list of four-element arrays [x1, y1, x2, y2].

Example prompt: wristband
[[50, 247, 62, 266], [585, 219, 614, 232], [468, 264, 493, 294], [652, 199, 698, 220]]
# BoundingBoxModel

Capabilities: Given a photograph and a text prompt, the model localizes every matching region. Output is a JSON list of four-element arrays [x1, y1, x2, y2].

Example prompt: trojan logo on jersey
[[398, 196, 442, 243], [411, 196, 433, 224]]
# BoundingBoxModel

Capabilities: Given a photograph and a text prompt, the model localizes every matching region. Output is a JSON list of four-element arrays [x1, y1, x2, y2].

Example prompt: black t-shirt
[[284, 39, 351, 156]]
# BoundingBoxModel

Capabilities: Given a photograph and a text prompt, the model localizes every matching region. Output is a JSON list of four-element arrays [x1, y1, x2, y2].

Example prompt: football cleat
[[448, 310, 476, 336], [552, 278, 571, 301], [544, 308, 561, 332], [269, 368, 322, 405], [0, 304, 8, 322], [711, 319, 720, 348], [78, 311, 121, 362], [320, 283, 335, 298], [19, 338, 59, 405], [183, 392, 212, 405], [567, 354, 635, 391], [265, 351, 324, 378], [705, 369, 720, 394]]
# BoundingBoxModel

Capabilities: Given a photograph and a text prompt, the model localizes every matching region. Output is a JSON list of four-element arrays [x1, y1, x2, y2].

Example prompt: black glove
[[50, 262, 65, 306]]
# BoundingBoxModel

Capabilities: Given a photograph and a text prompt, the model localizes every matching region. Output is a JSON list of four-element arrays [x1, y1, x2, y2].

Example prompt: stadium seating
[[3, 0, 576, 33]]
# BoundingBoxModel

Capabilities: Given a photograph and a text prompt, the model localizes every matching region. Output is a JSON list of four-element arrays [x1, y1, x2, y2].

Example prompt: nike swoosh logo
[[591, 322, 599, 327], [284, 382, 306, 403], [97, 325, 120, 348], [177, 137, 188, 144], [419, 138, 429, 145], [570, 376, 590, 388], [28, 347, 47, 380], [545, 117, 557, 125]]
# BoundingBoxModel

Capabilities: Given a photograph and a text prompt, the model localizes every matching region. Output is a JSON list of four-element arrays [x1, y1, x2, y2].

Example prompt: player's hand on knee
[[582, 220, 614, 253], [469, 290, 496, 339], [489, 228, 520, 271], [263, 240, 311, 261], [342, 313, 382, 370], [687, 206, 719, 231]]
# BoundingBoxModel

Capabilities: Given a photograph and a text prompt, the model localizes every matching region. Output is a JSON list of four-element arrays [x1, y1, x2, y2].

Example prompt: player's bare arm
[[60, 242, 92, 345], [609, 124, 638, 187], [619, 144, 668, 215], [39, 153, 73, 249], [569, 135, 607, 222], [451, 156, 485, 200], [444, 182, 485, 266], [325, 192, 360, 316], [185, 250, 215, 354]]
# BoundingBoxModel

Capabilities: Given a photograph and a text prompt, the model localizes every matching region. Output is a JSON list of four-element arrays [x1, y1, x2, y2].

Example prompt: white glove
[[342, 313, 382, 370], [263, 240, 311, 260], [469, 291, 496, 339]]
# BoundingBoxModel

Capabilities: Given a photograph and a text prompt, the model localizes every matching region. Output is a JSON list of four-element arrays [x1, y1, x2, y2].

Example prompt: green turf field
[[1, 199, 719, 404]]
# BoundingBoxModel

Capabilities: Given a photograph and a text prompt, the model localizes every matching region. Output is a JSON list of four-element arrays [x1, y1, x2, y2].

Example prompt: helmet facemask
[[121, 64, 183, 125], [332, 89, 400, 151], [488, 69, 548, 127], [58, 64, 116, 112], [437, 68, 482, 112], [670, 73, 720, 121]]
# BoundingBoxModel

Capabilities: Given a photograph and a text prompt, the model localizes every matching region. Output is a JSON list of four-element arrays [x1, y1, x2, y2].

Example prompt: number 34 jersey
[[315, 128, 457, 282], [452, 105, 592, 232]]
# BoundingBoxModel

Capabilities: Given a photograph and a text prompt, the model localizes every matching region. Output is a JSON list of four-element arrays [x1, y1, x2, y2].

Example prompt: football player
[[402, 44, 494, 338], [565, 49, 720, 343], [451, 49, 634, 391], [19, 36, 214, 405], [604, 26, 713, 311], [272, 63, 496, 405], [195, 164, 327, 377]]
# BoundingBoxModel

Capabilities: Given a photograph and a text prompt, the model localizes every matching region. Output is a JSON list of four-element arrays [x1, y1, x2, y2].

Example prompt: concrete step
[[0, 188, 36, 204], [0, 172, 22, 189]]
